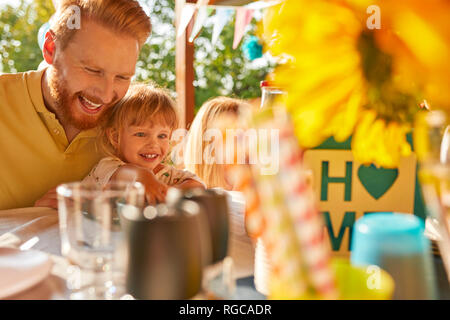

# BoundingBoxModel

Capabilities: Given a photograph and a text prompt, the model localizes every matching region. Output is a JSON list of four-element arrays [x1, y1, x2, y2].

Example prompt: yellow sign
[[304, 150, 417, 257]]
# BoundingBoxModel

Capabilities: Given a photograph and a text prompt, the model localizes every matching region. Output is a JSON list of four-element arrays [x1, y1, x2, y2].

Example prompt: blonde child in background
[[84, 83, 204, 204], [184, 97, 247, 189], [184, 96, 255, 278]]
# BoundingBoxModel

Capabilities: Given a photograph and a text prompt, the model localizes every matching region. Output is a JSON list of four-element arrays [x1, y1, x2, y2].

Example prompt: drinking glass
[[351, 212, 437, 299], [416, 110, 450, 282], [260, 81, 286, 109], [57, 181, 145, 299]]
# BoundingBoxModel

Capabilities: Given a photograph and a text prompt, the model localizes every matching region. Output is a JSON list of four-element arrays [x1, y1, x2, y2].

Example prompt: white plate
[[0, 247, 52, 299]]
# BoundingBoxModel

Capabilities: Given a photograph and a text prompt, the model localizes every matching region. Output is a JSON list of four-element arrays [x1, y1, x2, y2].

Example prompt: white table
[[0, 207, 66, 299], [0, 206, 257, 300]]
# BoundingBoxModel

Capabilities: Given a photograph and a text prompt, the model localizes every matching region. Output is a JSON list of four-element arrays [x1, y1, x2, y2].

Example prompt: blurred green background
[[0, 0, 274, 110]]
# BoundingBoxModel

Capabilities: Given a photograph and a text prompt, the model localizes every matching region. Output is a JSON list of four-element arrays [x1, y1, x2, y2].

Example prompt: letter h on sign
[[321, 161, 352, 201], [320, 161, 354, 251]]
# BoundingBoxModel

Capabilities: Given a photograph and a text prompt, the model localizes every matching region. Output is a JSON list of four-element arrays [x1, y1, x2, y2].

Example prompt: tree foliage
[[0, 0, 273, 109], [0, 0, 54, 73]]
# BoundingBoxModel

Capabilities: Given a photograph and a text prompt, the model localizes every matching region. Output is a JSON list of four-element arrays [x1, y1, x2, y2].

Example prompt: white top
[[217, 189, 255, 279], [83, 156, 205, 188]]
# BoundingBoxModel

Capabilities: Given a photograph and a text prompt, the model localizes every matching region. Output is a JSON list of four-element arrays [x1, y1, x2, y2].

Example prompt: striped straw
[[276, 116, 337, 299], [253, 168, 309, 298], [225, 161, 309, 298]]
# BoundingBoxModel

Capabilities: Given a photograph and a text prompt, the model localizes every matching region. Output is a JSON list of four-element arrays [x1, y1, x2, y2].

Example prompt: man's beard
[[47, 65, 113, 131]]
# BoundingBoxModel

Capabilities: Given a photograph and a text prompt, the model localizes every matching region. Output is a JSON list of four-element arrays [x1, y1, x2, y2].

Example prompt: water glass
[[351, 212, 437, 299], [57, 181, 145, 299]]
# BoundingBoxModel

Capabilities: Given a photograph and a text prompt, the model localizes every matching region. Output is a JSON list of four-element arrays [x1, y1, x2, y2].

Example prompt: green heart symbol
[[357, 164, 399, 199]]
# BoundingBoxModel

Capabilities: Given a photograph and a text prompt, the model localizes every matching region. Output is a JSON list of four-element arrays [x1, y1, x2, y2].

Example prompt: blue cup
[[351, 212, 437, 299]]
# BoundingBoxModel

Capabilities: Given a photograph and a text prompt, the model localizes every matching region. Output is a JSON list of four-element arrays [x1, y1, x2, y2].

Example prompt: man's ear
[[107, 128, 119, 150], [42, 30, 56, 65]]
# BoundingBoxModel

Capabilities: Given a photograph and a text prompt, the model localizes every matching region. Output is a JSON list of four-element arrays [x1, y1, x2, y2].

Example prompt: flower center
[[357, 31, 392, 86], [357, 31, 418, 123]]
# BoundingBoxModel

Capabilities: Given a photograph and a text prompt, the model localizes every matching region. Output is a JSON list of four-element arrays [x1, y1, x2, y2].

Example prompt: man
[[0, 0, 151, 209]]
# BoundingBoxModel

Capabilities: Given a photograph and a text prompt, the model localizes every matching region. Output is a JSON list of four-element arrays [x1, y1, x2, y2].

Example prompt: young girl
[[84, 83, 204, 204], [183, 96, 255, 278], [183, 96, 251, 190]]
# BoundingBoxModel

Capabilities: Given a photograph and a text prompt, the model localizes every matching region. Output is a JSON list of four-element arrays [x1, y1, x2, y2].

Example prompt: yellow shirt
[[0, 69, 103, 209]]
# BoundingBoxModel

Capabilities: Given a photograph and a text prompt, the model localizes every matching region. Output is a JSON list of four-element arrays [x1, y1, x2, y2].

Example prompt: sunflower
[[260, 0, 450, 168]]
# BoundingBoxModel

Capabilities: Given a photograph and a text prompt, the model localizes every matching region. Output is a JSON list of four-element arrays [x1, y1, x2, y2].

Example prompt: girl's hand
[[34, 187, 58, 209], [110, 164, 168, 205], [175, 178, 205, 190], [142, 170, 168, 204]]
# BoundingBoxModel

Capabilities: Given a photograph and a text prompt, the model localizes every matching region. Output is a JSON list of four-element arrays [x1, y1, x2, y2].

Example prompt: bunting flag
[[211, 8, 234, 45], [189, 6, 214, 43], [196, 0, 210, 7], [233, 8, 254, 49], [176, 0, 282, 48], [52, 0, 59, 9], [177, 4, 196, 38], [246, 0, 282, 10]]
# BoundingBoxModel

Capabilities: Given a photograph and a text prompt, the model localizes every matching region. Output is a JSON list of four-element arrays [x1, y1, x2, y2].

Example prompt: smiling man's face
[[46, 19, 139, 130]]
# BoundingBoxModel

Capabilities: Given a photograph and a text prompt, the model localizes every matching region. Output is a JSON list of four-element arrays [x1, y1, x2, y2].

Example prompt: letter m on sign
[[322, 211, 355, 251]]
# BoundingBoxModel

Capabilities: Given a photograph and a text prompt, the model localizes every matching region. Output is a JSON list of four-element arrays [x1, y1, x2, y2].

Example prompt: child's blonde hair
[[99, 83, 179, 159], [184, 97, 249, 189]]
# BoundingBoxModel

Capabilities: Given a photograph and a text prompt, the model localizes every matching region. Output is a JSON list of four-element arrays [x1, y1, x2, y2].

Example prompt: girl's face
[[118, 120, 171, 172]]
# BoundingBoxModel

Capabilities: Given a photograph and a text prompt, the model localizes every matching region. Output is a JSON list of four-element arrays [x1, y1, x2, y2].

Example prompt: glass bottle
[[260, 81, 286, 109]]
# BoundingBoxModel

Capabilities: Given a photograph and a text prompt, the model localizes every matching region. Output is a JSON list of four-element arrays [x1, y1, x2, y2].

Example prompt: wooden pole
[[175, 0, 196, 129]]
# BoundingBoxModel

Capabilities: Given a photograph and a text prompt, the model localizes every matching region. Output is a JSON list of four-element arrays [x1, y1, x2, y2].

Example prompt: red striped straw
[[253, 167, 309, 298], [277, 119, 337, 299], [225, 161, 309, 298]]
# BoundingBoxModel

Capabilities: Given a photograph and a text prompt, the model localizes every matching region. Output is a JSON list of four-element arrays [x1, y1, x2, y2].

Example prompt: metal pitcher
[[169, 188, 230, 264], [119, 199, 209, 300]]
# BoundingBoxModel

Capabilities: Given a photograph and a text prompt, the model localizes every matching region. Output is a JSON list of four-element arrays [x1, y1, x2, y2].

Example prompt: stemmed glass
[[417, 110, 450, 283]]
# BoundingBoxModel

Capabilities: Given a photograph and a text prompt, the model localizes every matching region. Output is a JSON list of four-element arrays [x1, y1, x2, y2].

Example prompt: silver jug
[[168, 188, 230, 264]]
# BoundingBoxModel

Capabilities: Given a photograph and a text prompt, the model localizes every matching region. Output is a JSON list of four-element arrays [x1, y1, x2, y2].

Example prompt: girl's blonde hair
[[99, 83, 178, 159], [184, 97, 249, 189]]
